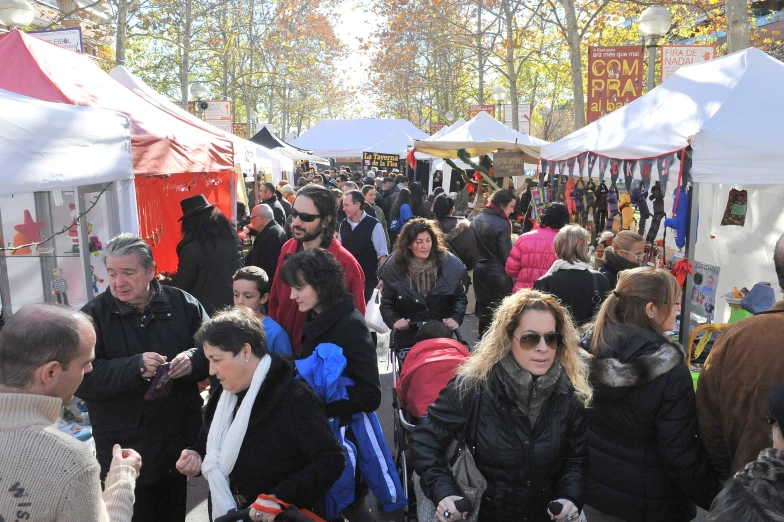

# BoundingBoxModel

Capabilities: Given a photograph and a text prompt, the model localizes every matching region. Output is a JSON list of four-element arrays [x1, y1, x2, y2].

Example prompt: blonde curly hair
[[457, 289, 592, 406]]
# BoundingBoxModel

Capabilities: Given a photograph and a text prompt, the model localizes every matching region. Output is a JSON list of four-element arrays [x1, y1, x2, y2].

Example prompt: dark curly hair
[[432, 193, 454, 220], [194, 307, 267, 358], [279, 248, 349, 313], [490, 188, 517, 208], [393, 218, 448, 271], [180, 207, 238, 248], [295, 184, 337, 248], [539, 202, 570, 229]]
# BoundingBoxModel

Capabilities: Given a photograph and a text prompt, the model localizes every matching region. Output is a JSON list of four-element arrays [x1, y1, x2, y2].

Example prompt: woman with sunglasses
[[412, 289, 592, 522], [598, 230, 645, 288], [582, 267, 719, 522], [379, 218, 467, 350]]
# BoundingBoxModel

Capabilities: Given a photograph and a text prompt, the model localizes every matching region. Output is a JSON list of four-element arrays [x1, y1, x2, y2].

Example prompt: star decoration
[[14, 209, 44, 243]]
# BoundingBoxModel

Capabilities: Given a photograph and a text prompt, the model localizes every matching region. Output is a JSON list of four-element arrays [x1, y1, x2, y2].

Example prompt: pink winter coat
[[505, 226, 559, 293]]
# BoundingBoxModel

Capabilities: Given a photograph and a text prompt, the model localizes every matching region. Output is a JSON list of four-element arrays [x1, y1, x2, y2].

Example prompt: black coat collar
[[303, 295, 355, 341], [105, 280, 172, 316]]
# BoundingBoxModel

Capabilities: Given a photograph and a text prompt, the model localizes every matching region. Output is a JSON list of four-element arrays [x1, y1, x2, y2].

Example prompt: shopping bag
[[364, 288, 389, 334]]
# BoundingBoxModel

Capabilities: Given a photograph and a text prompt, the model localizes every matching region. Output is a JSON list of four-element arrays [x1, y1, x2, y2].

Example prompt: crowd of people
[[2, 165, 784, 522]]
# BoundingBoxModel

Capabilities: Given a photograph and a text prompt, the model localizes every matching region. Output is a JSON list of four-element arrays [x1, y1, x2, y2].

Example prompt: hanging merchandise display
[[664, 185, 691, 250], [565, 177, 576, 215], [605, 187, 620, 232], [646, 182, 666, 243], [631, 182, 650, 238], [571, 180, 586, 227], [619, 192, 634, 230], [720, 188, 748, 226], [595, 182, 609, 232]]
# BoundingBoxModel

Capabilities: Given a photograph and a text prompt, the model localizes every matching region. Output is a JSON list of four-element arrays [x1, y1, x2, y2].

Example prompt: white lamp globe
[[0, 0, 35, 28], [190, 82, 208, 100], [638, 5, 672, 39], [492, 84, 507, 103]]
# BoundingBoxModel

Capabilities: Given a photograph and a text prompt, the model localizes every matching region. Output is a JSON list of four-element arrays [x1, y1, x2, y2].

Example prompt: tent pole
[[678, 181, 700, 345]]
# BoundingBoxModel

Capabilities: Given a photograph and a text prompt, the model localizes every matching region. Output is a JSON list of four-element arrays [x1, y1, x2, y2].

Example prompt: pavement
[[184, 313, 706, 522]]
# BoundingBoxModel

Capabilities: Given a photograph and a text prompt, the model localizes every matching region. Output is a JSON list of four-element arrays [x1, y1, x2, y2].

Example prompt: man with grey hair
[[0, 304, 141, 521], [76, 233, 210, 522], [698, 232, 784, 478], [246, 203, 287, 281]]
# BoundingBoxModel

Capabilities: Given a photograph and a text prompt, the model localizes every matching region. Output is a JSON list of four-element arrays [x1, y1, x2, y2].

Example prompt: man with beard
[[268, 184, 366, 356]]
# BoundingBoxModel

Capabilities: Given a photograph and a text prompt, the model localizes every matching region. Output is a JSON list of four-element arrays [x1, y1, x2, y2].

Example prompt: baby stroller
[[390, 323, 470, 520]]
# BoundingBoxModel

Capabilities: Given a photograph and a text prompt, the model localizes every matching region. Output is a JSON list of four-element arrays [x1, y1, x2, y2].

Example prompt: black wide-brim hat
[[179, 194, 215, 221]]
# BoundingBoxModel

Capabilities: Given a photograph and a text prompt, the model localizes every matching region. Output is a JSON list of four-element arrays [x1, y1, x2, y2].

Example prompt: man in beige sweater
[[0, 303, 141, 521]]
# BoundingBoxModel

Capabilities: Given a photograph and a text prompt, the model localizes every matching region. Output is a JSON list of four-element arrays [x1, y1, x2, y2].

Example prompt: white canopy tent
[[0, 88, 137, 317], [414, 110, 547, 163], [363, 129, 418, 156], [290, 119, 428, 158], [109, 66, 293, 181], [541, 48, 784, 325]]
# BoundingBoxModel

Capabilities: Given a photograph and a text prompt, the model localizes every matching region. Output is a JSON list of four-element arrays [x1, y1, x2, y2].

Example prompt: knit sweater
[[0, 393, 137, 522]]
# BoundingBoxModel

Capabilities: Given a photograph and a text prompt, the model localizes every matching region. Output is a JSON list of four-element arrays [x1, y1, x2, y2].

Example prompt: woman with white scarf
[[175, 307, 344, 521], [534, 225, 610, 326]]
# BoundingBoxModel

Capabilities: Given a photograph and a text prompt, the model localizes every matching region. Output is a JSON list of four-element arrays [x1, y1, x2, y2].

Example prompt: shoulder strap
[[459, 390, 481, 453]]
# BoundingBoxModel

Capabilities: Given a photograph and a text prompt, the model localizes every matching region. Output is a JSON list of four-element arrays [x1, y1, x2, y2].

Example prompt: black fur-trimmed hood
[[585, 324, 686, 392]]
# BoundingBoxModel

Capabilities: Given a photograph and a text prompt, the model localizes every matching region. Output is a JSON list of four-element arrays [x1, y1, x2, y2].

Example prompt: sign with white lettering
[[29, 27, 83, 53]]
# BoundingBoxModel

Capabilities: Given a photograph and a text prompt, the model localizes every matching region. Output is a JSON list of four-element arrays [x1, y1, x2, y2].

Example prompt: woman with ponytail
[[582, 267, 719, 522]]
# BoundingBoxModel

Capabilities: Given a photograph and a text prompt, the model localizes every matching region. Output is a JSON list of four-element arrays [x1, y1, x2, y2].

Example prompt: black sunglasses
[[291, 209, 321, 222], [768, 412, 779, 426], [513, 331, 562, 350]]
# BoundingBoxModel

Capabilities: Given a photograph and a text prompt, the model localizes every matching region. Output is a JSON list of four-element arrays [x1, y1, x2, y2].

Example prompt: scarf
[[408, 257, 439, 295], [485, 203, 512, 232], [542, 259, 592, 278], [202, 354, 272, 519], [497, 354, 564, 428]]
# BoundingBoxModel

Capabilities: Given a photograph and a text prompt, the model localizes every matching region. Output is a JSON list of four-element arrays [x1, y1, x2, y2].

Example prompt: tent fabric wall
[[0, 30, 233, 175], [135, 172, 234, 273], [694, 184, 784, 322], [290, 119, 428, 157], [0, 89, 134, 195]]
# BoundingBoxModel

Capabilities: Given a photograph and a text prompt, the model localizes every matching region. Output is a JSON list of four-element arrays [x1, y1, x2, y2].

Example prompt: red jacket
[[505, 225, 558, 293], [268, 239, 366, 356]]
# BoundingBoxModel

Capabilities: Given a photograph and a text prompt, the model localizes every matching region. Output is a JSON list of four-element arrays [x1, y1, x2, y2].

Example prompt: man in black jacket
[[259, 182, 286, 226], [76, 233, 210, 522], [471, 188, 516, 336], [246, 204, 287, 283]]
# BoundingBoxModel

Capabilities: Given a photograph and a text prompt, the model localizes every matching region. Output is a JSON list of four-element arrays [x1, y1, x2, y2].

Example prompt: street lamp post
[[247, 109, 257, 139], [190, 82, 209, 120], [638, 5, 672, 91], [0, 0, 35, 29], [492, 85, 507, 123]]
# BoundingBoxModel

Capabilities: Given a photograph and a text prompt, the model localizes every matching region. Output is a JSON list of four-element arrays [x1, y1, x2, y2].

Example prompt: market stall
[[249, 126, 329, 167], [290, 118, 428, 158], [0, 30, 236, 273], [0, 88, 135, 322], [539, 47, 784, 332]]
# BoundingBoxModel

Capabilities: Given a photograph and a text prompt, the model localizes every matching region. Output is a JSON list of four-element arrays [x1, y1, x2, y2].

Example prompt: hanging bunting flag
[[609, 159, 622, 188], [639, 158, 655, 190], [557, 161, 567, 175], [598, 156, 609, 183], [567, 158, 577, 179], [587, 152, 599, 178], [548, 161, 557, 177], [577, 152, 588, 177], [539, 160, 548, 186], [623, 159, 637, 189], [657, 153, 675, 191]]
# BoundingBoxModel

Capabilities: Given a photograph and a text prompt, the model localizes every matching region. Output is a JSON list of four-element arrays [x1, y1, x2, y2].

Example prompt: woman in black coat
[[433, 194, 477, 291], [169, 194, 245, 315], [378, 218, 467, 349], [469, 189, 516, 336], [412, 289, 592, 522], [176, 308, 344, 520], [582, 267, 720, 522], [534, 225, 609, 326], [598, 230, 644, 289], [280, 248, 381, 421]]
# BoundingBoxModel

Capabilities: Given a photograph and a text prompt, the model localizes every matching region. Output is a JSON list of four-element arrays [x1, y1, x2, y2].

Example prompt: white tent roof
[[363, 129, 417, 156], [541, 48, 784, 184], [109, 66, 289, 174], [290, 119, 428, 158], [0, 88, 133, 195], [427, 118, 467, 141], [414, 111, 547, 161]]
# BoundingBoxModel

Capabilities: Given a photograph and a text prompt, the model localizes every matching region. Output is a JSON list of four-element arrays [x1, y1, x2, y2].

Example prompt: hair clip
[[612, 290, 622, 298]]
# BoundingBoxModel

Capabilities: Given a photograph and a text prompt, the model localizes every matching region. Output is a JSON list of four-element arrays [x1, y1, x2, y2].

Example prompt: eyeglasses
[[619, 249, 645, 261], [512, 331, 562, 350], [768, 412, 779, 426], [291, 209, 321, 222]]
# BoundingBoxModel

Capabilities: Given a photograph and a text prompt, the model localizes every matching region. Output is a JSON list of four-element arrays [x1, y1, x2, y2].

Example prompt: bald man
[[246, 204, 288, 282]]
